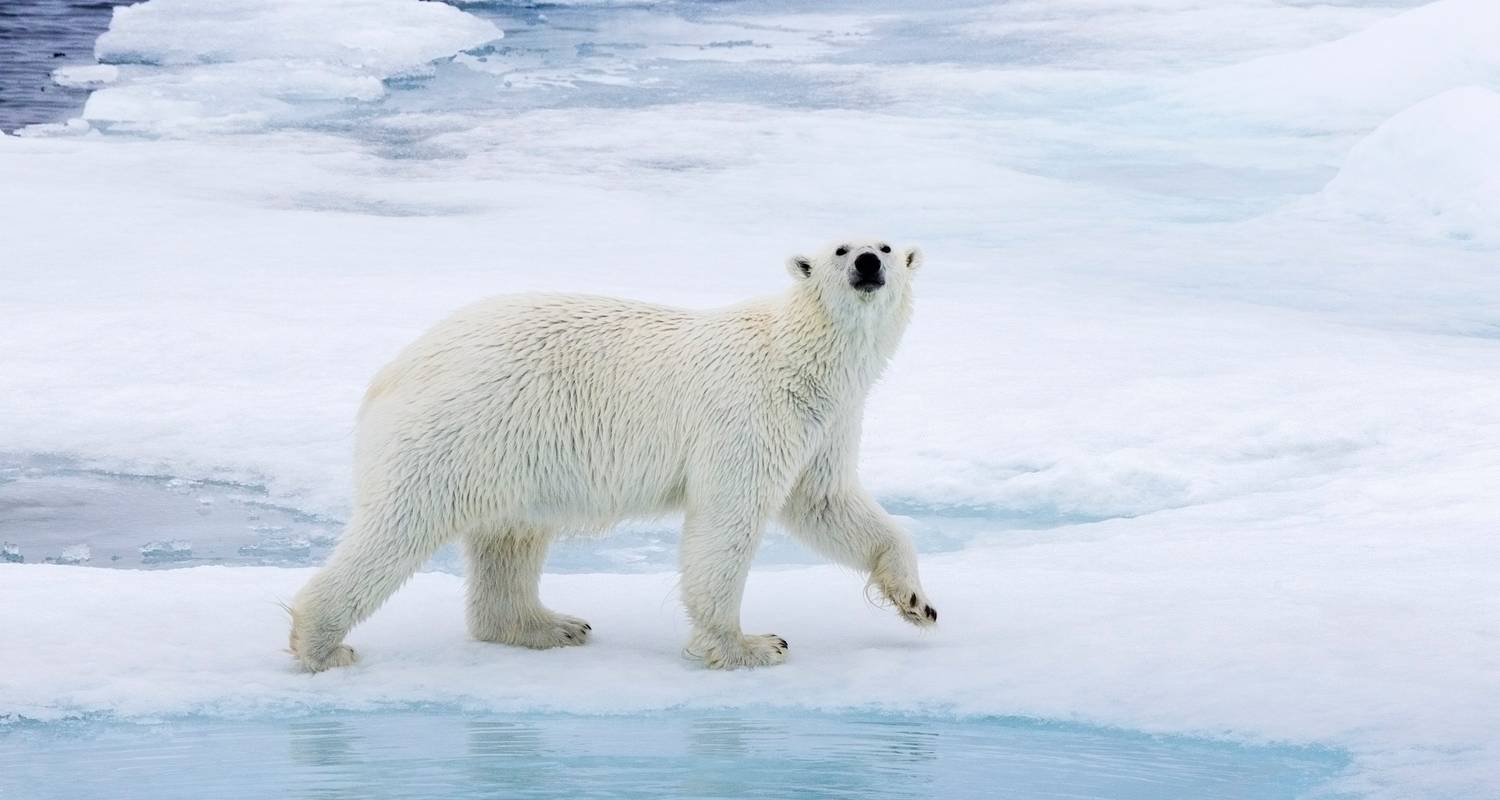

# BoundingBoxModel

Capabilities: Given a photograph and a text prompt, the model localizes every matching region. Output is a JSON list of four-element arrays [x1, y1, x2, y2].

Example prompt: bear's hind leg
[[465, 528, 590, 649], [289, 509, 446, 672]]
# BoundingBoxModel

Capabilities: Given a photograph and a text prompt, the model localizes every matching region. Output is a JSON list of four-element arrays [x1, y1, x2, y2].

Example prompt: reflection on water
[[0, 711, 1345, 800]]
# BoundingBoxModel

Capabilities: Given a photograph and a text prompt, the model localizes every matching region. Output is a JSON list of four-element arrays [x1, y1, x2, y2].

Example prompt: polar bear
[[289, 238, 937, 672]]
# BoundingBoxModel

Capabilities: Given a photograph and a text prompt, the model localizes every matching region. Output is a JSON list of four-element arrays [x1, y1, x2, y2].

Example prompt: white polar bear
[[289, 238, 937, 671]]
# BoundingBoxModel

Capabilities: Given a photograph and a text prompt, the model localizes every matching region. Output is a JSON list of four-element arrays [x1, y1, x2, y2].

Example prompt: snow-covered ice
[[5, 522, 1498, 799], [3, 0, 1500, 797]]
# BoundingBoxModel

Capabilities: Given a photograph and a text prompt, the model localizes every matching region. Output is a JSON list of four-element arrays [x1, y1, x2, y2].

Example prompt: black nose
[[850, 251, 884, 292]]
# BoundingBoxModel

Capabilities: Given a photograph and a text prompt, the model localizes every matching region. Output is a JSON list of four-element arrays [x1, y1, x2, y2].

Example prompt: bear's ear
[[903, 246, 923, 271], [786, 255, 813, 280]]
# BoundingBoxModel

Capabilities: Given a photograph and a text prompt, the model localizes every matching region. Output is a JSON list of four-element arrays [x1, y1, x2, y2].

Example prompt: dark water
[[0, 711, 1349, 800], [0, 0, 135, 132]]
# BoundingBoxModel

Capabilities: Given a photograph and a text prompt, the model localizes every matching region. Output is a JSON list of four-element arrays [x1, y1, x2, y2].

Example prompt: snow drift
[[1182, 0, 1500, 130], [1318, 86, 1500, 245]]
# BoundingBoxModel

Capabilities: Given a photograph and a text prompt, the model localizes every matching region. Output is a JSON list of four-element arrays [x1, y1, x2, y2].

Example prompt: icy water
[[1, 0, 864, 132], [2, 0, 1377, 220], [0, 711, 1346, 800], [0, 0, 135, 132], [0, 455, 342, 567]]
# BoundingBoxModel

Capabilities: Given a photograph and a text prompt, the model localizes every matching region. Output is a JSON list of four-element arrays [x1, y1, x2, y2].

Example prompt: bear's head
[[785, 238, 923, 319]]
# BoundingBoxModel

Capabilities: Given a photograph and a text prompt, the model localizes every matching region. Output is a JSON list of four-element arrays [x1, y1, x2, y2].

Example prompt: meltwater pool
[[0, 455, 1087, 573], [0, 711, 1346, 800]]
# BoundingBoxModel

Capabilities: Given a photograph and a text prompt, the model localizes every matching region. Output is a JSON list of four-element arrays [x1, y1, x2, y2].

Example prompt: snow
[[4, 0, 1500, 797], [1316, 86, 1500, 245]]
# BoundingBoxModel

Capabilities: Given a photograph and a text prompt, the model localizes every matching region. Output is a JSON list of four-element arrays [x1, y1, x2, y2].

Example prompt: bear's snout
[[851, 252, 884, 292]]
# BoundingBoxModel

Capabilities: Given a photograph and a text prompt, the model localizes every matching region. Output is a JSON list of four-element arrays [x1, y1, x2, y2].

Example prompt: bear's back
[[353, 292, 782, 525]]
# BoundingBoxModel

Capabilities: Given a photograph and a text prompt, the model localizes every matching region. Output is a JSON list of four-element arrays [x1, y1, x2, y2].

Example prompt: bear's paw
[[688, 631, 789, 669]]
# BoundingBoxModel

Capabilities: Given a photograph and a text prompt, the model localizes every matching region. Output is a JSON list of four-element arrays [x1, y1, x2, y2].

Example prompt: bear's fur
[[289, 238, 936, 671]]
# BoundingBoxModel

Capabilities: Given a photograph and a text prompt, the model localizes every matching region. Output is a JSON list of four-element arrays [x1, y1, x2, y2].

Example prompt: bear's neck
[[770, 287, 909, 415]]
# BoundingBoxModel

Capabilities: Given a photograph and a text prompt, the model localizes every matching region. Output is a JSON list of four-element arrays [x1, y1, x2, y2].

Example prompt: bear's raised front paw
[[688, 631, 788, 670], [878, 581, 938, 628]]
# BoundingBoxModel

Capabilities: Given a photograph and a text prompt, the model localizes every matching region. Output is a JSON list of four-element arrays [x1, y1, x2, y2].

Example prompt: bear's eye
[[835, 246, 848, 256], [879, 244, 891, 253]]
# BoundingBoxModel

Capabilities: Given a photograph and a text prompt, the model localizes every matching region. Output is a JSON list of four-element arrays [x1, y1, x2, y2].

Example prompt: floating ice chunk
[[2, 543, 21, 563], [84, 0, 501, 133], [238, 533, 312, 562], [51, 64, 120, 88], [139, 539, 192, 563], [83, 61, 388, 132], [15, 118, 93, 138], [1183, 0, 1500, 129], [1317, 86, 1500, 245], [46, 544, 92, 565], [95, 0, 502, 74]]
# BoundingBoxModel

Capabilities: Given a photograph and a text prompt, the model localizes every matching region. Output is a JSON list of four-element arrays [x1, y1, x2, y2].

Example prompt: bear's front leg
[[678, 506, 788, 669], [780, 486, 938, 628]]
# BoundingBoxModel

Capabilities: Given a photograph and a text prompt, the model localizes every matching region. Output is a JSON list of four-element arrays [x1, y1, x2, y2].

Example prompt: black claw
[[924, 605, 937, 622], [583, 624, 591, 631], [564, 632, 575, 641], [909, 592, 918, 607]]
